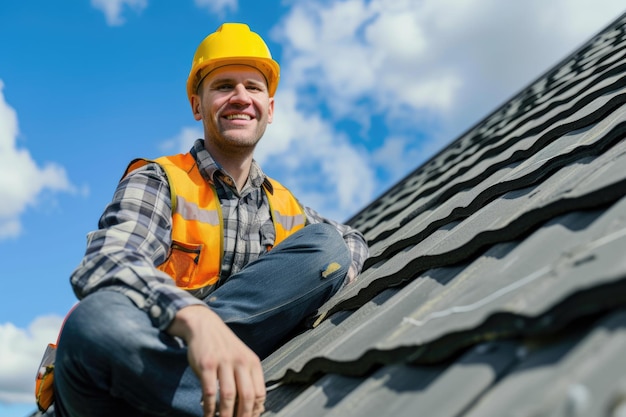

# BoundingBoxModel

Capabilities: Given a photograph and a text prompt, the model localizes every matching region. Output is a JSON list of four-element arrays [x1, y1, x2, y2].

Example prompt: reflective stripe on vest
[[124, 154, 306, 290], [175, 195, 221, 225]]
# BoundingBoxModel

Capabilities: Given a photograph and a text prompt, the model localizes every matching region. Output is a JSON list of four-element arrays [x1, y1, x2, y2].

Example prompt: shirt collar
[[190, 139, 268, 191]]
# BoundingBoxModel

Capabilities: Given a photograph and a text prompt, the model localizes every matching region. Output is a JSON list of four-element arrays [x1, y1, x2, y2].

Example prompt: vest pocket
[[159, 241, 203, 288]]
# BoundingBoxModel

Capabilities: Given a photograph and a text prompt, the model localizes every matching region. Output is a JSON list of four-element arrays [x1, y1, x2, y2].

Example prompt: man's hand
[[167, 305, 266, 417]]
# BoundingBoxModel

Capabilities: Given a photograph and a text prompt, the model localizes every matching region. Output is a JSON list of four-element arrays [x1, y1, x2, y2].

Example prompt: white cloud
[[259, 89, 376, 221], [266, 0, 625, 212], [92, 0, 238, 23], [0, 315, 64, 404], [0, 81, 75, 240], [160, 126, 204, 154], [91, 0, 148, 26], [194, 0, 237, 16], [274, 0, 625, 135], [371, 136, 427, 181]]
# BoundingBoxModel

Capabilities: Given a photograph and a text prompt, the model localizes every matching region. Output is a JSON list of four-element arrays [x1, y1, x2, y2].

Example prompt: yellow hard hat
[[186, 23, 280, 103]]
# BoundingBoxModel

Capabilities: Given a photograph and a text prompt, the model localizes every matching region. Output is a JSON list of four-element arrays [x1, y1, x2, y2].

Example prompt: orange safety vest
[[124, 153, 306, 290]]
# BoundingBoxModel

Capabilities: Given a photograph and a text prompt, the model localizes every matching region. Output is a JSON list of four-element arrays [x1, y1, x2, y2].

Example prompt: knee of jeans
[[311, 223, 350, 260], [60, 291, 146, 357], [305, 224, 350, 285]]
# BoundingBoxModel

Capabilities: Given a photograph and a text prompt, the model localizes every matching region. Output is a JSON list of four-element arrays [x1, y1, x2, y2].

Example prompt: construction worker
[[52, 23, 368, 417]]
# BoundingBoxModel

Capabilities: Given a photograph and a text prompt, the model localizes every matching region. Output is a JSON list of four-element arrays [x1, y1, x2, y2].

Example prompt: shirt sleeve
[[69, 163, 205, 330], [303, 206, 369, 286]]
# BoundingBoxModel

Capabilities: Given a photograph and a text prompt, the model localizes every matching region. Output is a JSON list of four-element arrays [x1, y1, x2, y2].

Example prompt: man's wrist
[[166, 304, 212, 340]]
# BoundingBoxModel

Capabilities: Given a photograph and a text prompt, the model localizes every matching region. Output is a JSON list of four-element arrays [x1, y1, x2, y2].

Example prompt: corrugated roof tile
[[260, 11, 626, 417]]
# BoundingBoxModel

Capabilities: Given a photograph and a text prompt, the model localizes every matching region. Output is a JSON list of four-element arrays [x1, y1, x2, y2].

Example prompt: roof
[[260, 12, 626, 417], [31, 11, 626, 417]]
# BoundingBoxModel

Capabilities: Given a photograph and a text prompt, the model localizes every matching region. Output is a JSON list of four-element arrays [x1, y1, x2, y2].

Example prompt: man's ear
[[190, 95, 202, 121], [267, 97, 275, 124]]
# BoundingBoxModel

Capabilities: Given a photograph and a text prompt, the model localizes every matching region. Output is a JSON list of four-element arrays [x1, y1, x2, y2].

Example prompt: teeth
[[226, 114, 251, 120]]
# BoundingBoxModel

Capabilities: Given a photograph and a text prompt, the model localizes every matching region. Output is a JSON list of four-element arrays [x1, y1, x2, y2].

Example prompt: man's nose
[[229, 84, 252, 104]]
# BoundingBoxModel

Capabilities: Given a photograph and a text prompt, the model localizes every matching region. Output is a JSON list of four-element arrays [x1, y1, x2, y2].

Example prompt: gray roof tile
[[261, 11, 626, 417]]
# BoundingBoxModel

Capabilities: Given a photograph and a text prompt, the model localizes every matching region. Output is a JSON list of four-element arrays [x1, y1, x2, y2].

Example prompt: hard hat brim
[[187, 57, 280, 101]]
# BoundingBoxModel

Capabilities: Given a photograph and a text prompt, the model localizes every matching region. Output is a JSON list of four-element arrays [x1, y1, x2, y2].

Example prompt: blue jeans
[[54, 224, 349, 417]]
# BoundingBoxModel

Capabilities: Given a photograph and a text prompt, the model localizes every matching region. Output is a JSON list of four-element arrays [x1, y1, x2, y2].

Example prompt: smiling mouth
[[225, 114, 252, 121]]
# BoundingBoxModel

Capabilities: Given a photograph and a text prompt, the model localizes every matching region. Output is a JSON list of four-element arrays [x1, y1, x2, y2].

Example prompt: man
[[53, 23, 368, 417]]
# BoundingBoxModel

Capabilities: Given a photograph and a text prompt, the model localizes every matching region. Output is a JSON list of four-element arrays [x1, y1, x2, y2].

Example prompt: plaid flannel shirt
[[70, 140, 369, 330]]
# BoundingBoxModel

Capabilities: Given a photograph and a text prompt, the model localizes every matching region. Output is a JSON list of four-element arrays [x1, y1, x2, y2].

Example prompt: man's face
[[191, 65, 274, 153]]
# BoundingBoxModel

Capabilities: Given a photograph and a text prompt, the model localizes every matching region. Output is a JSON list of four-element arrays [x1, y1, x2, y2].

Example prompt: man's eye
[[215, 84, 233, 91]]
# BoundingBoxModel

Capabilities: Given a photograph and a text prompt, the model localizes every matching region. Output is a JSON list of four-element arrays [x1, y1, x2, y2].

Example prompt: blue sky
[[1, 0, 624, 415]]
